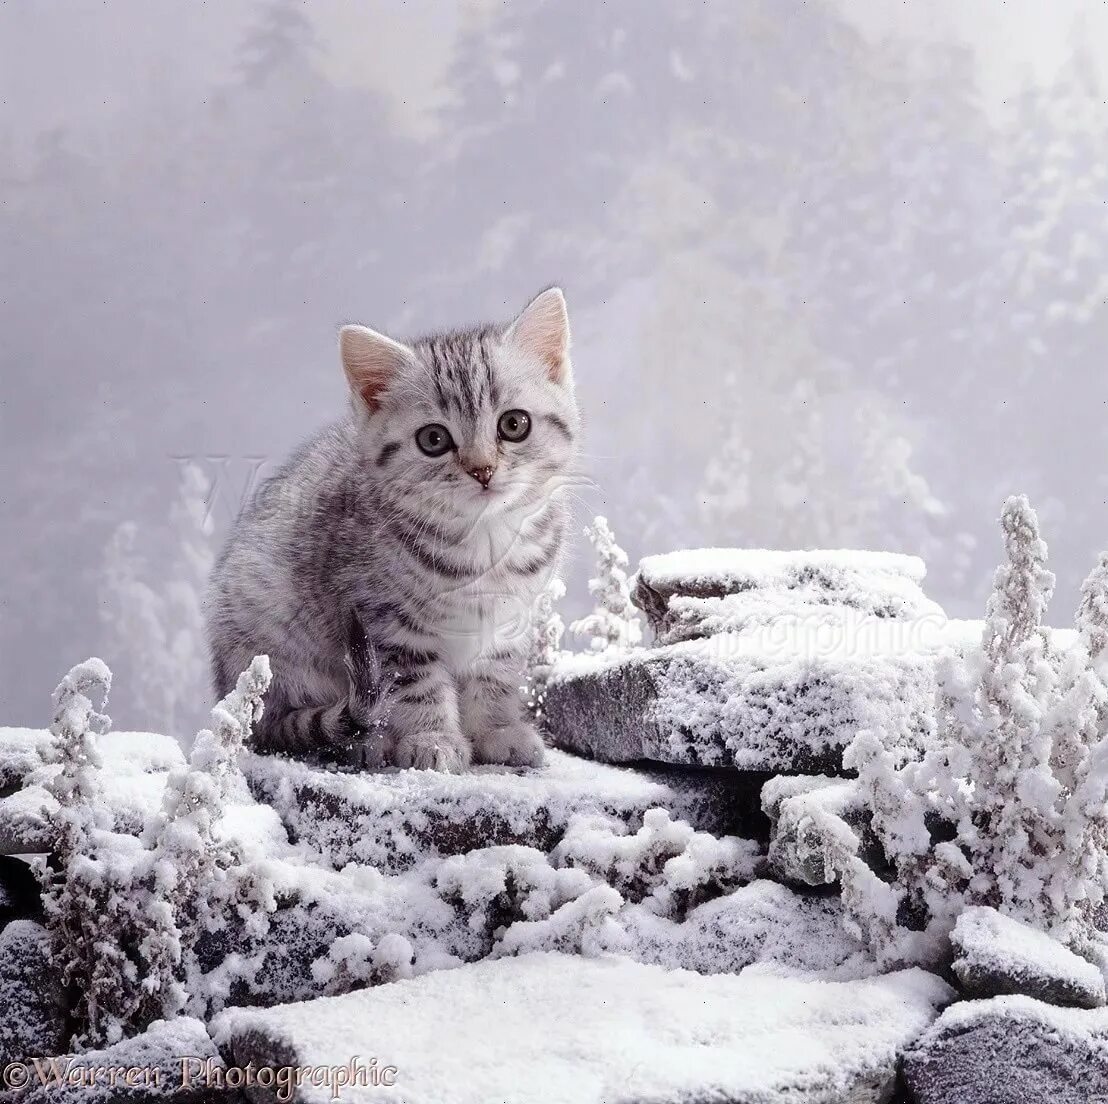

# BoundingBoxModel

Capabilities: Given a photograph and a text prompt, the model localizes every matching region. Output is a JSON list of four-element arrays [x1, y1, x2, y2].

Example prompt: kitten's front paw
[[391, 730, 472, 773], [472, 722, 546, 768]]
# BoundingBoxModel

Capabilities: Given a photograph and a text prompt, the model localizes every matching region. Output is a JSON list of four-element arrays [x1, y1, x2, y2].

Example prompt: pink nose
[[467, 465, 495, 489]]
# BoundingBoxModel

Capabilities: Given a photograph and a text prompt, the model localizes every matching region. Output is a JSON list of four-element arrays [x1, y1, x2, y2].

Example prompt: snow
[[633, 548, 944, 647], [13, 1017, 222, 1103], [920, 991, 1108, 1039], [634, 548, 929, 594], [241, 746, 751, 871], [0, 728, 184, 853], [217, 952, 952, 1104], [952, 905, 1107, 1008]]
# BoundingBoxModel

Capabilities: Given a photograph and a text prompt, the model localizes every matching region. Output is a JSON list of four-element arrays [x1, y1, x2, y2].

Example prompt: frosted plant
[[524, 577, 566, 720], [41, 658, 180, 1048], [570, 516, 642, 652], [43, 658, 113, 852], [553, 809, 761, 921], [144, 656, 274, 1015], [43, 656, 275, 1046], [838, 496, 1108, 966]]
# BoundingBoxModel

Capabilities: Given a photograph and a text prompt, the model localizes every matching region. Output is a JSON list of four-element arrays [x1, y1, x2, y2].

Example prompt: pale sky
[[2, 0, 1105, 163]]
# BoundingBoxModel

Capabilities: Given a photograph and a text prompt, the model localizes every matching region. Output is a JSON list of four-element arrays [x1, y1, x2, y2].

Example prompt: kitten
[[206, 289, 578, 772]]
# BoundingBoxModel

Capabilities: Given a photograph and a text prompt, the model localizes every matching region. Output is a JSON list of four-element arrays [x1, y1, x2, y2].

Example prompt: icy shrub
[[41, 658, 183, 1048], [524, 576, 566, 721], [552, 809, 762, 921], [42, 655, 275, 1047], [570, 516, 642, 652], [144, 656, 275, 1013], [838, 496, 1108, 967]]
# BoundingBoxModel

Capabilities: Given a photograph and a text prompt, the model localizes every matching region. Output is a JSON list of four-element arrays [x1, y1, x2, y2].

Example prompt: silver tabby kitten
[[206, 288, 578, 772]]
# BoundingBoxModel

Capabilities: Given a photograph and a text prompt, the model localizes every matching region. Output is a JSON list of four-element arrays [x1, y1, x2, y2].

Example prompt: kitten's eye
[[415, 423, 454, 457], [497, 409, 531, 443]]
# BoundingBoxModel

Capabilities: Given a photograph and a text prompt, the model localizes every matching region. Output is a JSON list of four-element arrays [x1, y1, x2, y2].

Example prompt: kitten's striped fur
[[206, 289, 578, 771]]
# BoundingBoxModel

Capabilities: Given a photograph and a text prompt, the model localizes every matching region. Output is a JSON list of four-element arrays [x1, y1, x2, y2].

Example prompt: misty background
[[2, 0, 1106, 738]]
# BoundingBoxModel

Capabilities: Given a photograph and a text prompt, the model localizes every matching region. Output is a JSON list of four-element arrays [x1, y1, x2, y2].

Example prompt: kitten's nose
[[467, 465, 495, 489]]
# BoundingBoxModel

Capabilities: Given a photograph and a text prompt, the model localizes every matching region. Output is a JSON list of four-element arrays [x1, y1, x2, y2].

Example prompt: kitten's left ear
[[340, 325, 414, 412], [504, 287, 572, 385]]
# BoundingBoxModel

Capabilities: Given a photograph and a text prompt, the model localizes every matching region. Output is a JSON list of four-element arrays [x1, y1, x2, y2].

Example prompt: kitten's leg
[[460, 652, 546, 768], [385, 647, 471, 772]]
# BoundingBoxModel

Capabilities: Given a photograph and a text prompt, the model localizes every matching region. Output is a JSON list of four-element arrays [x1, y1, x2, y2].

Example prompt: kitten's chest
[[433, 515, 559, 666]]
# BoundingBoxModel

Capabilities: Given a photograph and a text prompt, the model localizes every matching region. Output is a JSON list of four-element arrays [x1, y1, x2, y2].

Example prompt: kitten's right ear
[[339, 325, 413, 413]]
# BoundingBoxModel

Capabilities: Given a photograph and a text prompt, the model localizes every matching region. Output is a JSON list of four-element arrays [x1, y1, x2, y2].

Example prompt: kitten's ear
[[339, 325, 413, 412], [504, 287, 572, 385]]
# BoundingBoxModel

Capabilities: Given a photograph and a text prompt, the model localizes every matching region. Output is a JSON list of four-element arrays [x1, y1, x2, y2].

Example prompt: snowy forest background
[[2, 0, 1107, 739]]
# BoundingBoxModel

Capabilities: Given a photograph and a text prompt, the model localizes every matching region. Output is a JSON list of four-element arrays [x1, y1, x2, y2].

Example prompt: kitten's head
[[340, 288, 579, 521]]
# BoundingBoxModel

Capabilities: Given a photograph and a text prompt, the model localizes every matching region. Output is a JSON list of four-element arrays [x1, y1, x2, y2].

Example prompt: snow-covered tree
[[835, 497, 1108, 966], [43, 659, 113, 862], [100, 461, 215, 740], [570, 517, 642, 653], [525, 577, 567, 720]]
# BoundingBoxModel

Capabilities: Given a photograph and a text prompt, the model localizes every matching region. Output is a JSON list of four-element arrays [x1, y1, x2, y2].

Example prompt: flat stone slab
[[241, 747, 761, 872], [543, 620, 980, 774], [951, 906, 1107, 1009], [632, 549, 940, 644], [902, 995, 1108, 1103], [217, 952, 953, 1104]]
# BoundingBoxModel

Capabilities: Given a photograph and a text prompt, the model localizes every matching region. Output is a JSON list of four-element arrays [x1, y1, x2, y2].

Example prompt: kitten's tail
[[252, 611, 394, 763]]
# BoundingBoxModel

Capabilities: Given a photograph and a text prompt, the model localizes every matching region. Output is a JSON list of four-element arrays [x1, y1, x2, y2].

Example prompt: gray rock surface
[[902, 995, 1108, 1103], [0, 920, 67, 1070], [242, 746, 763, 871], [950, 906, 1107, 1009], [542, 630, 944, 774]]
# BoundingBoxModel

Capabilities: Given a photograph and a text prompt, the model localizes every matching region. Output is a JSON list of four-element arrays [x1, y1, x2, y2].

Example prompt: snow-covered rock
[[216, 952, 953, 1104], [241, 747, 760, 872], [0, 729, 52, 792], [902, 995, 1108, 1103], [543, 619, 974, 773], [0, 856, 42, 930], [951, 906, 1107, 1009], [632, 548, 942, 644], [0, 730, 184, 854], [762, 774, 886, 888], [5, 1017, 230, 1104], [0, 921, 67, 1070]]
